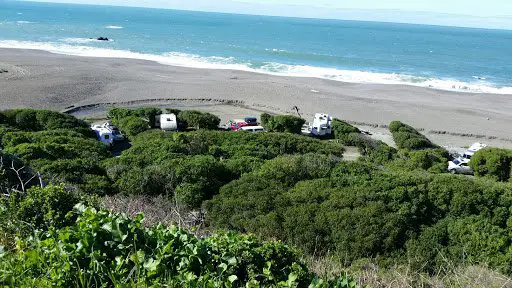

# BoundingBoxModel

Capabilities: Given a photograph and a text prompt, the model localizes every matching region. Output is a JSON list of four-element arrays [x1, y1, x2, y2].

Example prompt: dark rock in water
[[96, 37, 109, 41], [0, 69, 8, 73]]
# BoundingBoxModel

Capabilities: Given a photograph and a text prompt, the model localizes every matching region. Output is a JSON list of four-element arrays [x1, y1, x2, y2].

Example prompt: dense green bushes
[[1, 109, 89, 132], [387, 148, 449, 173], [1, 130, 112, 195], [0, 185, 90, 249], [331, 119, 360, 144], [206, 159, 512, 274], [178, 110, 221, 130], [107, 107, 161, 128], [108, 107, 221, 132], [116, 115, 149, 137], [6, 108, 512, 282], [389, 121, 437, 150], [260, 112, 273, 126], [0, 205, 357, 287], [104, 130, 344, 208], [469, 148, 512, 182], [263, 115, 306, 134]]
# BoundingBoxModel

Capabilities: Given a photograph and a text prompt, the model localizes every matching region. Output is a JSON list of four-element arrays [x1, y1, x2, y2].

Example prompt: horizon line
[[17, 0, 512, 31]]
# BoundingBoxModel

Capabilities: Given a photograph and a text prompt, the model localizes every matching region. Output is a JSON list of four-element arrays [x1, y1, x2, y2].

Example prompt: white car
[[448, 158, 473, 175], [239, 125, 265, 132]]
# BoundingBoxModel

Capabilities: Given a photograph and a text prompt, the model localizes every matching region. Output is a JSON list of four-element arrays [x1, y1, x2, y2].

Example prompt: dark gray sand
[[1, 48, 511, 148]]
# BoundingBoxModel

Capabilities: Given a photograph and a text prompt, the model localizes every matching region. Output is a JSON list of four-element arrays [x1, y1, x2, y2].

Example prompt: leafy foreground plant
[[0, 204, 358, 288]]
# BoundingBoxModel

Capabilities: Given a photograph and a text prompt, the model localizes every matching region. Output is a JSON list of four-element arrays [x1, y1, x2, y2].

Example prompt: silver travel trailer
[[156, 113, 178, 131], [302, 113, 332, 137]]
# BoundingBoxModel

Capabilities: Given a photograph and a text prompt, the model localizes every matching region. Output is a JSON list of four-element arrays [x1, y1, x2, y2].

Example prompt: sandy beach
[[1, 48, 511, 148]]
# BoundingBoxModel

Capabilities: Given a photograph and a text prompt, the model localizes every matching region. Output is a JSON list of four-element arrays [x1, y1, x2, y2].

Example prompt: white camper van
[[91, 125, 114, 146], [158, 114, 178, 131], [461, 143, 487, 161], [101, 122, 124, 141], [302, 113, 332, 137], [448, 143, 487, 174]]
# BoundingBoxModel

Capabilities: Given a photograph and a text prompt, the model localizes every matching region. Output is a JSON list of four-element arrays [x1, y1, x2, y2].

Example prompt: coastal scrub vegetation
[[2, 108, 512, 287], [389, 120, 438, 150], [262, 114, 306, 134], [469, 148, 512, 182]]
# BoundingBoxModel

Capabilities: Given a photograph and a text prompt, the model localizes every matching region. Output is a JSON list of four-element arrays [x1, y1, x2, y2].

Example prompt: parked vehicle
[[100, 122, 125, 141], [302, 113, 332, 137], [155, 113, 178, 131], [244, 116, 258, 126], [91, 125, 114, 146], [239, 125, 265, 132], [461, 142, 487, 160], [228, 116, 258, 131], [448, 158, 473, 175], [447, 142, 487, 174]]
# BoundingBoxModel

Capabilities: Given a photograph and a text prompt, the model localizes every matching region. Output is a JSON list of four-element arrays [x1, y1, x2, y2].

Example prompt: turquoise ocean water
[[1, 1, 511, 94]]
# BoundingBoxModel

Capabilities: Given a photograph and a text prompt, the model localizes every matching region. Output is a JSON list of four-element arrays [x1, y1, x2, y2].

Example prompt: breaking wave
[[105, 25, 123, 29], [0, 39, 511, 95]]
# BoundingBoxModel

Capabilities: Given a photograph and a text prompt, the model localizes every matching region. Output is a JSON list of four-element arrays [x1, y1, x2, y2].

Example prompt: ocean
[[1, 0, 511, 94]]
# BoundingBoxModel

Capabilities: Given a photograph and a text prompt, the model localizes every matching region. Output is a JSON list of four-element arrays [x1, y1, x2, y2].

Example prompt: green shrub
[[6, 185, 83, 230], [2, 131, 110, 191], [260, 113, 272, 126], [117, 116, 149, 137], [0, 205, 360, 287], [1, 109, 88, 132], [389, 121, 437, 150], [388, 148, 449, 173], [223, 156, 264, 177], [108, 107, 162, 128], [178, 110, 221, 130], [470, 148, 512, 182], [331, 119, 360, 140], [264, 115, 306, 134]]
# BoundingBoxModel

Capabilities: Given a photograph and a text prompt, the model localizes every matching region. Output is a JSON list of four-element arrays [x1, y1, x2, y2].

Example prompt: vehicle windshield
[[452, 159, 461, 165]]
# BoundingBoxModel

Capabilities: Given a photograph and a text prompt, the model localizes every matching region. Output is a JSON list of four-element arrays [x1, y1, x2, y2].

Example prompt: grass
[[306, 256, 512, 288]]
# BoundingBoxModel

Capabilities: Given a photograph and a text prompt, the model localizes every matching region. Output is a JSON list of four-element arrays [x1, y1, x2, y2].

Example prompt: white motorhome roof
[[465, 143, 487, 154], [161, 113, 176, 119]]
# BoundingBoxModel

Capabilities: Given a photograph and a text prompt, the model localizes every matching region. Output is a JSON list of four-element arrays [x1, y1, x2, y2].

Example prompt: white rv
[[461, 143, 487, 160], [157, 114, 178, 131], [448, 143, 487, 174], [302, 113, 332, 137], [101, 122, 124, 141], [91, 125, 114, 146]]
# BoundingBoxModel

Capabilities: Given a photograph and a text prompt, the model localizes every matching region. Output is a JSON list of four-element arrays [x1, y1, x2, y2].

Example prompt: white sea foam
[[265, 48, 287, 53], [0, 39, 510, 95], [105, 25, 123, 29], [17, 21, 36, 24]]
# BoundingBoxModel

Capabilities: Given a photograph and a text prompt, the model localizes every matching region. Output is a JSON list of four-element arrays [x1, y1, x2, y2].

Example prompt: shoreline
[[1, 47, 512, 148], [0, 41, 510, 95]]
